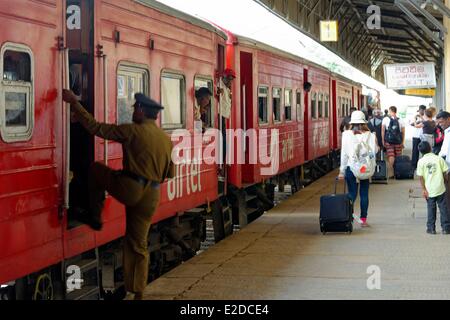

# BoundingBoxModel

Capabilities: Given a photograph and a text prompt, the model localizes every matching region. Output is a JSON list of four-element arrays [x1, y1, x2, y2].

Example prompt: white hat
[[349, 110, 367, 124]]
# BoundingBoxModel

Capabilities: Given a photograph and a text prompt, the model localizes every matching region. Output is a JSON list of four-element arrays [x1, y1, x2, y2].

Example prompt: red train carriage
[[0, 0, 231, 300], [331, 74, 354, 151]]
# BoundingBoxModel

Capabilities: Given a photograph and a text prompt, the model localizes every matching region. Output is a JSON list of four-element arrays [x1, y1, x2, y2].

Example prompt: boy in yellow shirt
[[417, 141, 450, 234]]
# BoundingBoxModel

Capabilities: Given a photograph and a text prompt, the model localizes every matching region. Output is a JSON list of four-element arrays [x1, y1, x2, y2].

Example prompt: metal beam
[[395, 0, 444, 47], [331, 0, 347, 19], [406, 0, 447, 34], [429, 0, 450, 18]]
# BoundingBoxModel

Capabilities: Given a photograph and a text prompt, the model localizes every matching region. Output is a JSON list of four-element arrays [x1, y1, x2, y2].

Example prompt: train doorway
[[65, 0, 95, 229]]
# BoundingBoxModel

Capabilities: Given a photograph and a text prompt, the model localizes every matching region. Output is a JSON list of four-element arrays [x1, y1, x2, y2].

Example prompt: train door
[[303, 68, 309, 162], [64, 0, 96, 230], [240, 51, 254, 182], [331, 79, 338, 149]]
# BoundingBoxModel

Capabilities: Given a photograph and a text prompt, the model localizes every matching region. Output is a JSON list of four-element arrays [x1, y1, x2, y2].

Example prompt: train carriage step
[[66, 285, 100, 301], [245, 194, 258, 203], [185, 208, 206, 214]]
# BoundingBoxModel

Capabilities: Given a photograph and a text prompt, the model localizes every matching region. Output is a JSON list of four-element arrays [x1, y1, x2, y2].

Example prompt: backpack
[[368, 117, 382, 147], [349, 132, 376, 181], [385, 118, 402, 144]]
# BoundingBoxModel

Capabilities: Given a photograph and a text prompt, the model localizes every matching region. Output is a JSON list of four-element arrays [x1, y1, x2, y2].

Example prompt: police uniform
[[69, 93, 174, 296]]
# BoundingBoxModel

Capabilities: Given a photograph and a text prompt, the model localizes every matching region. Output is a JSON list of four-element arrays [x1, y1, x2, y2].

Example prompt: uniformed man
[[62, 89, 174, 300]]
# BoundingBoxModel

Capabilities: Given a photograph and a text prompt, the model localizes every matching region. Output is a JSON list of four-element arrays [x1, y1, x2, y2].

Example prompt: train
[[0, 0, 380, 300]]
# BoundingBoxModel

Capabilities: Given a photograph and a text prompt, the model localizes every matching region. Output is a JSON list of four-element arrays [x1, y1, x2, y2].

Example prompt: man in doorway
[[62, 90, 174, 300], [382, 106, 405, 178], [194, 87, 212, 132]]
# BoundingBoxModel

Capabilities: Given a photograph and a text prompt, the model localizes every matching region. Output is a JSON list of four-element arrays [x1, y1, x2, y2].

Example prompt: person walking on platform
[[416, 141, 450, 235], [437, 111, 450, 211], [411, 105, 426, 169], [338, 111, 378, 227], [368, 108, 384, 160], [382, 106, 405, 178], [62, 90, 174, 300]]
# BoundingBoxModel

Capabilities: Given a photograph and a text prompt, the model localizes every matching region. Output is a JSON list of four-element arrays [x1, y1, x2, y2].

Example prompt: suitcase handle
[[334, 177, 347, 195]]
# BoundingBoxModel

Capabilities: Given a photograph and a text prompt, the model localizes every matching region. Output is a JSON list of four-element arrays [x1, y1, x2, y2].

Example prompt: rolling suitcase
[[371, 151, 388, 184], [394, 155, 414, 180], [320, 179, 353, 235]]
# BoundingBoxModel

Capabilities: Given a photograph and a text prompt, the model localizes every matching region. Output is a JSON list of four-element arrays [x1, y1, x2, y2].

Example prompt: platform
[[141, 171, 450, 300]]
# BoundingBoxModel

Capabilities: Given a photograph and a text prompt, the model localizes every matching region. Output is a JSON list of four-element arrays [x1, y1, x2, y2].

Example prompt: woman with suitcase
[[338, 111, 378, 227]]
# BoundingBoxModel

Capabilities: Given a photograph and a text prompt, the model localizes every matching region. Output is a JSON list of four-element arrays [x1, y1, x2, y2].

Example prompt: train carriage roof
[[134, 0, 227, 40]]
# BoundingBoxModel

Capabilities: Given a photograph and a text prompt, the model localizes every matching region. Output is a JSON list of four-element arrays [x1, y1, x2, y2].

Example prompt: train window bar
[[296, 90, 303, 122], [117, 63, 150, 125], [272, 87, 282, 123], [318, 93, 323, 119], [284, 89, 292, 122], [258, 86, 269, 125], [311, 92, 317, 120], [161, 71, 186, 130], [0, 43, 34, 143]]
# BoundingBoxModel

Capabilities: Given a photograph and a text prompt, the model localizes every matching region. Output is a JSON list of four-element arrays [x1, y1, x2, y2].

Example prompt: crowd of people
[[338, 104, 450, 234]]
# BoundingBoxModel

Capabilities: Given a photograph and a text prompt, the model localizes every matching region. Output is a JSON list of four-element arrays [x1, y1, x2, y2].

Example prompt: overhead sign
[[320, 21, 338, 42], [384, 62, 436, 89], [404, 88, 436, 97]]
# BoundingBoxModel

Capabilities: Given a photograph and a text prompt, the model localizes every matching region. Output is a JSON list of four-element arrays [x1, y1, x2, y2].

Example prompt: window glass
[[117, 65, 148, 125], [296, 90, 303, 121], [324, 94, 329, 118], [318, 93, 323, 118], [161, 72, 185, 130], [338, 97, 341, 118], [311, 92, 317, 119], [1, 44, 34, 142], [194, 77, 214, 128], [273, 87, 281, 122], [258, 86, 268, 124], [285, 89, 292, 121]]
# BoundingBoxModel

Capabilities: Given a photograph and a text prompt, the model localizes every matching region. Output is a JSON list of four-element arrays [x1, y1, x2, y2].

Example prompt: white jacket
[[340, 130, 378, 175]]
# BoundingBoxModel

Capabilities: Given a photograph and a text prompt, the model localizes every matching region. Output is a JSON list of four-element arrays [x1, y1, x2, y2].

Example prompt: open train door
[[240, 51, 254, 182], [63, 0, 97, 255], [303, 68, 310, 162]]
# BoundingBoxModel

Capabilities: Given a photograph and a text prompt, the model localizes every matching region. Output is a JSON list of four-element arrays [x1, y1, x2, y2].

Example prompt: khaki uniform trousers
[[89, 162, 160, 294]]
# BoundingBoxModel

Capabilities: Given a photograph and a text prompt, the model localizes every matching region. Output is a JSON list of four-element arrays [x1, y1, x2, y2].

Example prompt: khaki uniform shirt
[[72, 102, 174, 183]]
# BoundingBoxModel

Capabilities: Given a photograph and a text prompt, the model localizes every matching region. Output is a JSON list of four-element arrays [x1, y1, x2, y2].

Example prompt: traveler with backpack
[[382, 106, 405, 178], [368, 108, 384, 160], [338, 111, 378, 227]]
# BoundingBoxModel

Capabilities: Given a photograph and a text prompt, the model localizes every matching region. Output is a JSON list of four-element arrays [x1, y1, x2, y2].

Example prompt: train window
[[338, 97, 341, 118], [161, 72, 186, 130], [284, 89, 292, 121], [194, 77, 214, 129], [0, 44, 34, 143], [311, 92, 317, 119], [258, 86, 268, 124], [117, 64, 149, 125], [324, 94, 329, 118], [318, 93, 323, 118], [296, 90, 303, 121], [273, 87, 282, 122]]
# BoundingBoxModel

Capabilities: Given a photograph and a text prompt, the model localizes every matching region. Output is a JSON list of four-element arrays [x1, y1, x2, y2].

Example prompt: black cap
[[195, 87, 212, 99], [419, 105, 427, 110], [135, 93, 164, 110]]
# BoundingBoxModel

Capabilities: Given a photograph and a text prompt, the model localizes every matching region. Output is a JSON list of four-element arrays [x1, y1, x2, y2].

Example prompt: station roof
[[255, 0, 446, 83]]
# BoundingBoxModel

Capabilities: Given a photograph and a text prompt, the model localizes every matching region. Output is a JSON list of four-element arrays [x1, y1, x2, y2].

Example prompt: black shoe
[[442, 230, 450, 235], [427, 229, 437, 235], [71, 207, 103, 231]]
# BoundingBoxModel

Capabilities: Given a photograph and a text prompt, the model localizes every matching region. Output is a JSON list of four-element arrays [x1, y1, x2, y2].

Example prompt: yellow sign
[[405, 88, 435, 97], [320, 21, 338, 42]]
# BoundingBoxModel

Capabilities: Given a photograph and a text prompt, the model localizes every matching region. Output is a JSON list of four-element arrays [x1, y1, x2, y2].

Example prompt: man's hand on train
[[62, 89, 78, 105]]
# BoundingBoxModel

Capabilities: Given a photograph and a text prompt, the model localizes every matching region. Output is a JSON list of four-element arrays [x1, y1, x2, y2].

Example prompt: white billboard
[[383, 62, 436, 89]]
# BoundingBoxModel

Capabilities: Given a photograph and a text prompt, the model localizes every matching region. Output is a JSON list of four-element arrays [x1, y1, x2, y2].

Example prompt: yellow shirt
[[417, 153, 448, 198], [72, 102, 174, 183]]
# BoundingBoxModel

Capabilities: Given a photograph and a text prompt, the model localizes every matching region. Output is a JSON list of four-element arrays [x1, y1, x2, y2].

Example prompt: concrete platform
[[142, 171, 450, 300]]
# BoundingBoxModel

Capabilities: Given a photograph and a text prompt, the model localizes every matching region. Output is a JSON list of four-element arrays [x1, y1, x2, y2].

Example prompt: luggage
[[371, 151, 388, 184], [394, 155, 414, 180], [320, 179, 353, 234]]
